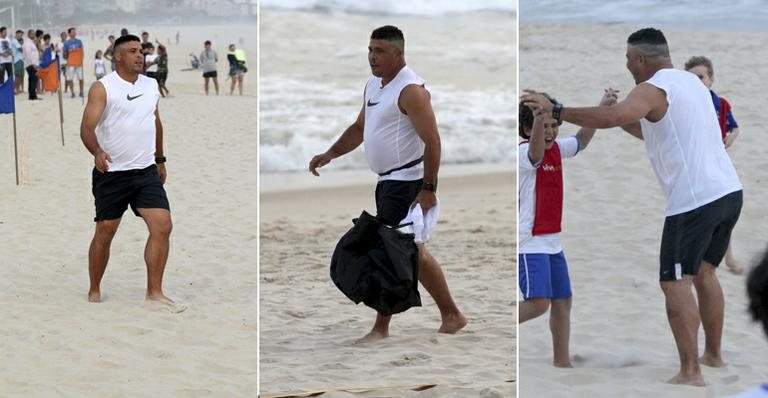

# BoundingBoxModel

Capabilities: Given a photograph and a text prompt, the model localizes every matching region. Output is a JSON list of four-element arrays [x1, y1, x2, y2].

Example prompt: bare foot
[[667, 371, 706, 387], [88, 290, 101, 303], [145, 293, 187, 313], [438, 312, 468, 334], [699, 353, 725, 367], [354, 329, 388, 345], [726, 262, 744, 275], [553, 360, 573, 368]]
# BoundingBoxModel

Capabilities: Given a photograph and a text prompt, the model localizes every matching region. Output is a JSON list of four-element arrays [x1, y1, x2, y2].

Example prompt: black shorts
[[374, 179, 422, 226], [157, 72, 168, 82], [92, 164, 170, 222], [203, 71, 217, 78], [659, 190, 742, 281], [146, 71, 157, 79]]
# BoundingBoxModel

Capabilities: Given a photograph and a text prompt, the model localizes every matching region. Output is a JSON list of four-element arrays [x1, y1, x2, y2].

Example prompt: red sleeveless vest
[[521, 141, 564, 236]]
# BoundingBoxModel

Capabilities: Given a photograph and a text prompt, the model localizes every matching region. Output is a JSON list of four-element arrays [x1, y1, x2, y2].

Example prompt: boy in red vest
[[518, 89, 616, 367], [685, 56, 743, 275]]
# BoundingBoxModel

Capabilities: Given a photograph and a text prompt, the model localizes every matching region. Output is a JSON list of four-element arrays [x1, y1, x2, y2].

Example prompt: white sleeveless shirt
[[640, 68, 742, 216], [96, 71, 160, 171], [363, 66, 426, 182]]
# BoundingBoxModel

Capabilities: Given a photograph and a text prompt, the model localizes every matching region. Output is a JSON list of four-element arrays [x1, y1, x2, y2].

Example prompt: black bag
[[330, 211, 421, 316]]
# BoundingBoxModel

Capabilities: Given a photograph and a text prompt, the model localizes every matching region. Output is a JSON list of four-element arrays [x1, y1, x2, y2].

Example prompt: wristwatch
[[155, 156, 167, 164], [552, 101, 563, 125], [422, 181, 437, 193]]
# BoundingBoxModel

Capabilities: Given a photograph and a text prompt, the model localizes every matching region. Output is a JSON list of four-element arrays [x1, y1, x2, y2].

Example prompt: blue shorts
[[519, 251, 572, 300]]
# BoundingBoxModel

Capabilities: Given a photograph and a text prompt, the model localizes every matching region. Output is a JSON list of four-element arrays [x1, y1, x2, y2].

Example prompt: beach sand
[[259, 9, 516, 397], [0, 24, 257, 396], [519, 23, 768, 397]]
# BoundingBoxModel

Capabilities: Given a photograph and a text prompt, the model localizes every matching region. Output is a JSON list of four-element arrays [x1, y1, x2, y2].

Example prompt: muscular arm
[[308, 104, 365, 176], [560, 83, 664, 129], [80, 82, 110, 171], [620, 121, 644, 140], [155, 105, 167, 183], [400, 84, 440, 211]]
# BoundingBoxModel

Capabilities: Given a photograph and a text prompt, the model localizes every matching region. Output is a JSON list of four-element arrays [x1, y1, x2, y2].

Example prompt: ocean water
[[259, 78, 515, 172], [260, 0, 516, 16], [521, 0, 768, 30]]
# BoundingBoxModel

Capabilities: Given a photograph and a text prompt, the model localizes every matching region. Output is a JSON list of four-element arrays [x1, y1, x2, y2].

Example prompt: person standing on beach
[[11, 30, 24, 93], [104, 35, 116, 72], [63, 27, 85, 98], [79, 34, 180, 311], [200, 40, 218, 95], [522, 27, 743, 387], [21, 29, 40, 100], [0, 27, 13, 84], [226, 44, 246, 95], [518, 90, 616, 368], [309, 25, 467, 343]]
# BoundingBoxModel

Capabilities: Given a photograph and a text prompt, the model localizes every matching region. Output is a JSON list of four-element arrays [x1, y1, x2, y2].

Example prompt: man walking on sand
[[309, 25, 467, 343], [523, 27, 742, 387], [80, 34, 183, 312]]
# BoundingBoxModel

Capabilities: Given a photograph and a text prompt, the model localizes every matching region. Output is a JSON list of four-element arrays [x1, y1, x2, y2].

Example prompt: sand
[[258, 8, 516, 397], [519, 23, 768, 397], [0, 24, 257, 396]]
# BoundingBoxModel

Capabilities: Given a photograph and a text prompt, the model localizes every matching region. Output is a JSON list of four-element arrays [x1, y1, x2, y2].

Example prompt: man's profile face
[[116, 41, 144, 74], [626, 46, 644, 84], [368, 39, 401, 77]]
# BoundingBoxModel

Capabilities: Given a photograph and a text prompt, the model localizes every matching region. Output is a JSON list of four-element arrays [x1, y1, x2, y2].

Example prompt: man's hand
[[411, 189, 437, 213], [309, 152, 334, 176], [157, 163, 167, 184], [94, 150, 111, 173], [724, 128, 739, 149], [521, 89, 554, 115]]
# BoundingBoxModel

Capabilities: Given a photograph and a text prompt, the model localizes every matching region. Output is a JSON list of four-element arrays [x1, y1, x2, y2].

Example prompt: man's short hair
[[371, 25, 405, 51], [748, 246, 768, 338], [35, 29, 43, 38], [0, 27, 6, 34], [68, 27, 75, 34], [114, 34, 140, 51], [627, 27, 670, 60], [43, 33, 50, 41], [16, 29, 23, 34], [518, 93, 559, 139], [684, 56, 714, 78], [142, 31, 149, 36], [204, 40, 211, 46]]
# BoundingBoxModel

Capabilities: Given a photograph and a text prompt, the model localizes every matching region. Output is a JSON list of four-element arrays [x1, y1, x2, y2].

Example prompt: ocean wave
[[261, 0, 516, 16]]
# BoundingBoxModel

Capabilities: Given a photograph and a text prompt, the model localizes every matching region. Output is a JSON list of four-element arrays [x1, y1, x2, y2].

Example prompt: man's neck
[[380, 63, 406, 87], [116, 68, 138, 83]]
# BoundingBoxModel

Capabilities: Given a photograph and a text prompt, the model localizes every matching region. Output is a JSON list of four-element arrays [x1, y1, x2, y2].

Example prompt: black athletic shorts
[[659, 190, 742, 281], [374, 179, 423, 226], [203, 71, 217, 78], [92, 164, 170, 222]]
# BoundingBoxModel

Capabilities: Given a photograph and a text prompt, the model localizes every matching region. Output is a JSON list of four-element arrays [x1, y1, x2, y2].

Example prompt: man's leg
[[26, 66, 37, 99], [550, 297, 573, 367], [356, 314, 392, 344], [661, 277, 705, 386], [238, 75, 243, 95], [230, 77, 235, 95], [724, 240, 743, 275], [416, 244, 468, 333], [79, 77, 84, 96], [204, 77, 209, 95], [693, 261, 725, 367], [213, 77, 219, 94], [519, 298, 549, 322], [136, 208, 175, 302], [88, 218, 122, 302]]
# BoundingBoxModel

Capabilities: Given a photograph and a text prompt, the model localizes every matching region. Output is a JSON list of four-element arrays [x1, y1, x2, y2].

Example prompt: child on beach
[[685, 56, 744, 275], [94, 50, 106, 80], [518, 89, 616, 367], [156, 45, 169, 97]]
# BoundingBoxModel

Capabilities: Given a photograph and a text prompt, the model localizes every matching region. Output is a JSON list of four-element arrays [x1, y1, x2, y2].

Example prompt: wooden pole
[[12, 111, 19, 185]]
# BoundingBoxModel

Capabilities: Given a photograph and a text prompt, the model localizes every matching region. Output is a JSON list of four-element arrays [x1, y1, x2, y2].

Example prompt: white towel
[[399, 199, 440, 244]]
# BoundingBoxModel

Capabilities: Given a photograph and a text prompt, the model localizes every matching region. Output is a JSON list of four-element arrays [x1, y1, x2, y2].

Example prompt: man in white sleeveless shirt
[[80, 35, 182, 312], [523, 28, 742, 386], [309, 26, 467, 343]]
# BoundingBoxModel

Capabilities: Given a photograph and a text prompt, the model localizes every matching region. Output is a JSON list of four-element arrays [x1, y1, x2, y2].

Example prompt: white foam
[[260, 0, 516, 16]]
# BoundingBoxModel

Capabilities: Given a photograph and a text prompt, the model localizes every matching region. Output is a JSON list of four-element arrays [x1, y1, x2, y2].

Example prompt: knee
[[151, 218, 173, 237], [94, 221, 119, 241], [530, 298, 551, 316]]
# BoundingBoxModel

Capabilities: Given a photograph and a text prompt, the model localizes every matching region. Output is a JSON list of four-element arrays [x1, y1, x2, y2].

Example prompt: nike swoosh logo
[[127, 94, 143, 101], [367, 99, 379, 107]]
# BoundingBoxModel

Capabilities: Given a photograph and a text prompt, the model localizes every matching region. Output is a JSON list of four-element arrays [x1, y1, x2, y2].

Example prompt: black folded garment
[[330, 211, 421, 316]]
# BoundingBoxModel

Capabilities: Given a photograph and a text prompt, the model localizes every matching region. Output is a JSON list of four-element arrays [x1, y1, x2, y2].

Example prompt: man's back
[[639, 68, 741, 216]]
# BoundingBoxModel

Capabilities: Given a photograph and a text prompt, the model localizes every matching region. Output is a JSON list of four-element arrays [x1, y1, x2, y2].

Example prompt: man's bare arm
[[155, 105, 167, 183], [620, 121, 644, 140], [400, 84, 440, 211], [80, 82, 110, 171]]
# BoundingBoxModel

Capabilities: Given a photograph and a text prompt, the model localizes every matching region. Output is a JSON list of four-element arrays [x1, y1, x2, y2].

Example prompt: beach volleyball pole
[[12, 111, 19, 185], [58, 78, 64, 146]]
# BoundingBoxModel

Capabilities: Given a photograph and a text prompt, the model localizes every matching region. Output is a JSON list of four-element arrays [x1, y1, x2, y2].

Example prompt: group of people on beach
[[517, 27, 761, 388]]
